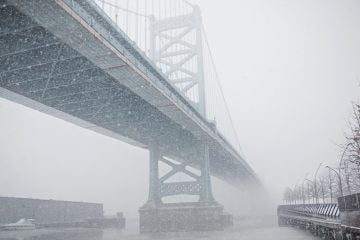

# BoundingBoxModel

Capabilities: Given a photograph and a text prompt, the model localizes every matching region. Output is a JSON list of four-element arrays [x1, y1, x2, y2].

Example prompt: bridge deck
[[0, 0, 259, 187]]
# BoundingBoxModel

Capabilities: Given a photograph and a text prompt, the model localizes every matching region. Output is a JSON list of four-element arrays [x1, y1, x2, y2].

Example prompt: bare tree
[[305, 181, 315, 204], [326, 169, 336, 202], [293, 185, 302, 204], [318, 174, 328, 203], [342, 159, 352, 195], [337, 103, 360, 196], [283, 187, 293, 204], [347, 103, 360, 165]]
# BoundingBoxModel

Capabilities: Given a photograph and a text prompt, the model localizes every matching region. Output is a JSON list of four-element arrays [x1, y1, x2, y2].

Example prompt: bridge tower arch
[[139, 143, 230, 233], [149, 5, 206, 116], [144, 143, 214, 208]]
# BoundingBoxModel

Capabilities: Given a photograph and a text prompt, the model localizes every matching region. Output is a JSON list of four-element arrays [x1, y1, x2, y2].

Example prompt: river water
[[0, 227, 319, 240], [0, 219, 318, 240]]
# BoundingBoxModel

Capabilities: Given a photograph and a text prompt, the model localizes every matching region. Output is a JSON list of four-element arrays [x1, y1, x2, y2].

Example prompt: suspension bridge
[[0, 0, 262, 232]]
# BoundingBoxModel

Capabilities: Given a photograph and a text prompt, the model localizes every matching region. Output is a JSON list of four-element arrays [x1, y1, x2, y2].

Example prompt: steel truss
[[146, 144, 214, 206], [149, 6, 206, 116]]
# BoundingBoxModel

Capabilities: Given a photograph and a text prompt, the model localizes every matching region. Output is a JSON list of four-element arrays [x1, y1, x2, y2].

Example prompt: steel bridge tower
[[149, 6, 206, 116], [139, 6, 231, 233]]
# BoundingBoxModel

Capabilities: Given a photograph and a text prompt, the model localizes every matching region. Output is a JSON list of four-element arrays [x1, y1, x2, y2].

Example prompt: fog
[[0, 98, 271, 218], [0, 0, 359, 226], [194, 0, 360, 197]]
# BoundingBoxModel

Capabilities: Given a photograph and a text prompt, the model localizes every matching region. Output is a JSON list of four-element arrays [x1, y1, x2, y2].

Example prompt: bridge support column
[[200, 143, 215, 202], [139, 143, 233, 233], [145, 145, 160, 207]]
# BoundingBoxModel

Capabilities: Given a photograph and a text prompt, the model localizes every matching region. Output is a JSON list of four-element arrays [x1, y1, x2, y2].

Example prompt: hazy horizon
[[1, 0, 359, 218]]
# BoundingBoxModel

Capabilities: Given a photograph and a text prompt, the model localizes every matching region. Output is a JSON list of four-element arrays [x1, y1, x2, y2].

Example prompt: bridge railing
[[278, 204, 340, 219], [92, 0, 244, 155]]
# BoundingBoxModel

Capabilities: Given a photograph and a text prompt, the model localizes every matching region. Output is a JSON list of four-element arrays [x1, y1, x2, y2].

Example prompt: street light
[[314, 163, 323, 204], [326, 166, 343, 197], [302, 173, 309, 205]]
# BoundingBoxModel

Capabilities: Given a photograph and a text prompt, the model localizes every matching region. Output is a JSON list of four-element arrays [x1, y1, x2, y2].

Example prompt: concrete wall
[[0, 196, 103, 224]]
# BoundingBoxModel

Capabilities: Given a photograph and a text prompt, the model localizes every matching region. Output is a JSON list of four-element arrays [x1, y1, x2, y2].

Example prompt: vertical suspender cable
[[145, 0, 148, 55], [159, 0, 161, 19], [115, 0, 118, 25], [152, 0, 155, 18], [126, 0, 129, 34], [201, 25, 243, 154], [135, 0, 139, 43]]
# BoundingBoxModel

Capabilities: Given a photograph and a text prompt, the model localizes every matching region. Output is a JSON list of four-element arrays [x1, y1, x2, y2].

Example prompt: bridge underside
[[0, 0, 259, 188], [0, 2, 195, 152]]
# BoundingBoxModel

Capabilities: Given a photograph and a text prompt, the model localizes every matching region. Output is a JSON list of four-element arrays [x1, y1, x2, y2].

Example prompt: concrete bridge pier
[[139, 143, 232, 233]]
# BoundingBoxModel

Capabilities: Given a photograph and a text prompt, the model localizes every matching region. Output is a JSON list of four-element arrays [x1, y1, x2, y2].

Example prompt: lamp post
[[326, 166, 343, 197], [302, 173, 309, 205], [323, 143, 352, 199], [328, 169, 334, 202], [340, 143, 352, 195], [314, 163, 323, 204]]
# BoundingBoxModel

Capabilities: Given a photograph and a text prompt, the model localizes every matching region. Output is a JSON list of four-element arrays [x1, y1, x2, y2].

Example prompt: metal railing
[[278, 204, 340, 219]]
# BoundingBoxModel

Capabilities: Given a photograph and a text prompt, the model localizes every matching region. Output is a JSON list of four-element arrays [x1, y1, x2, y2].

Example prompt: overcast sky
[[195, 0, 360, 193], [0, 0, 359, 217]]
